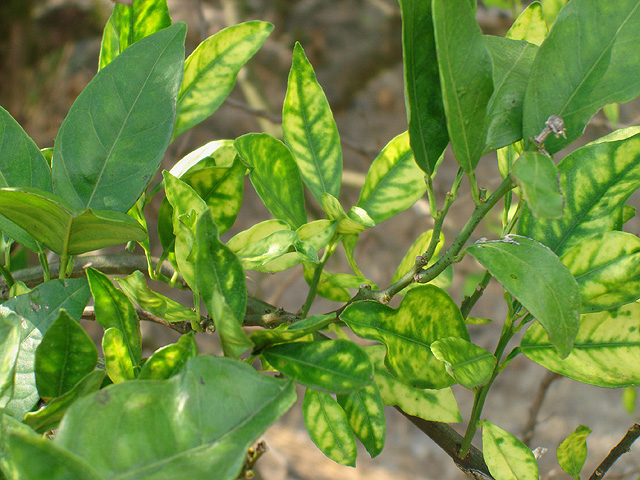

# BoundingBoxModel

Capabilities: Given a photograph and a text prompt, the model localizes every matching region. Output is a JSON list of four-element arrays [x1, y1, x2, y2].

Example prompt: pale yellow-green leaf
[[483, 421, 539, 480]]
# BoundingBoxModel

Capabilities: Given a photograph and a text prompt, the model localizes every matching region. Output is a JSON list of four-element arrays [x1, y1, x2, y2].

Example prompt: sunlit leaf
[[557, 425, 591, 479], [483, 421, 539, 480], [0, 314, 21, 409], [103, 327, 135, 383], [138, 332, 197, 380], [430, 337, 496, 390], [336, 383, 386, 458], [170, 140, 238, 177], [250, 314, 334, 352], [507, 1, 548, 46]]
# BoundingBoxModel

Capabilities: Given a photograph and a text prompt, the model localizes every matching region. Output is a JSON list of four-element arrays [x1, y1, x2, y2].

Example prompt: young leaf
[[341, 285, 469, 389], [283, 42, 342, 203], [482, 421, 539, 480], [322, 193, 373, 234], [35, 310, 97, 400], [523, 1, 640, 154], [467, 235, 580, 358], [303, 388, 357, 467], [98, 0, 171, 69], [102, 327, 135, 383], [235, 230, 314, 271], [518, 130, 640, 256], [430, 337, 496, 390], [262, 339, 373, 393], [0, 189, 147, 255], [366, 345, 461, 423], [557, 425, 591, 479], [170, 139, 238, 177], [138, 332, 198, 380], [2, 279, 91, 419], [53, 23, 186, 212], [398, 0, 448, 175], [356, 131, 427, 224], [521, 302, 640, 387], [173, 21, 274, 139], [235, 133, 307, 229], [511, 151, 563, 219], [54, 356, 296, 480], [87, 268, 141, 368], [561, 231, 640, 312], [506, 1, 548, 46], [432, 0, 493, 172], [336, 383, 386, 458], [226, 219, 290, 252]]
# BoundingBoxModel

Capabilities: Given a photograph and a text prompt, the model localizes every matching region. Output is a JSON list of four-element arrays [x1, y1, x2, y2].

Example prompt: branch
[[589, 424, 640, 480], [82, 305, 195, 334]]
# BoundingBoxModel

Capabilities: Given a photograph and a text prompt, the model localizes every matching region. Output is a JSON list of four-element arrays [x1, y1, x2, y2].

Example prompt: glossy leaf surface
[[511, 151, 563, 219], [262, 339, 373, 393], [250, 314, 334, 352], [341, 285, 469, 389], [170, 139, 238, 177], [483, 421, 539, 480], [467, 236, 580, 358], [0, 314, 20, 409], [521, 303, 640, 387], [356, 132, 427, 224], [53, 23, 185, 212], [561, 231, 640, 312], [430, 337, 496, 390], [138, 332, 197, 380], [103, 327, 135, 383], [235, 133, 306, 229], [523, 0, 640, 154], [53, 356, 296, 480], [303, 389, 357, 467], [174, 21, 273, 139], [283, 42, 342, 203], [398, 0, 448, 174], [432, 0, 493, 172], [557, 425, 591, 479], [35, 310, 97, 400], [336, 383, 386, 458]]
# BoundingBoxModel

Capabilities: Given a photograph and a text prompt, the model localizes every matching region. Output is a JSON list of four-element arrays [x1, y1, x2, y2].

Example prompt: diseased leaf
[[341, 285, 469, 389], [391, 230, 444, 284], [138, 332, 198, 380], [483, 421, 539, 480], [557, 425, 591, 479], [250, 314, 334, 352], [170, 140, 238, 177], [283, 42, 342, 203], [507, 1, 548, 46], [0, 314, 21, 409], [430, 337, 496, 390], [303, 388, 357, 467], [511, 151, 563, 219], [336, 383, 386, 458], [102, 327, 135, 383], [467, 235, 580, 358]]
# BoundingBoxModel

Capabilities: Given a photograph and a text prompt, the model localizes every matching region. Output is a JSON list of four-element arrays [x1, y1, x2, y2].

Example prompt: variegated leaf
[[336, 383, 386, 458]]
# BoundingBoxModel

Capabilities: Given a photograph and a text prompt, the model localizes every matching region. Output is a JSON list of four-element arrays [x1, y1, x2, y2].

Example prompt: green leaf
[[557, 425, 591, 479], [235, 133, 306, 229], [482, 421, 539, 480], [366, 345, 461, 422], [138, 332, 197, 380], [54, 356, 296, 480], [53, 23, 185, 212], [115, 270, 198, 324], [283, 42, 342, 203], [262, 339, 373, 393], [174, 21, 273, 140], [541, 0, 568, 26], [103, 327, 135, 383], [506, 1, 548, 46], [511, 151, 563, 219], [2, 279, 90, 419], [521, 302, 640, 387], [226, 219, 290, 252], [398, 0, 448, 175], [303, 389, 357, 467], [561, 231, 640, 312], [235, 230, 308, 271], [322, 193, 374, 234], [341, 285, 469, 389], [432, 0, 493, 172], [0, 188, 147, 255], [603, 103, 620, 129], [391, 229, 444, 284], [23, 370, 106, 433], [0, 315, 20, 409], [467, 235, 580, 358], [250, 314, 334, 352], [336, 383, 386, 458], [518, 130, 640, 256], [356, 132, 427, 224], [196, 210, 252, 356], [302, 262, 350, 302], [523, 1, 640, 154], [87, 268, 141, 368], [430, 337, 496, 390], [623, 386, 637, 414], [35, 310, 97, 400], [170, 140, 238, 177], [1, 414, 102, 480], [485, 36, 538, 151]]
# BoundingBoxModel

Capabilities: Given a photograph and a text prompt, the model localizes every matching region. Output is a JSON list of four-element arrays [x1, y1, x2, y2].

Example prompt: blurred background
[[1, 0, 640, 478]]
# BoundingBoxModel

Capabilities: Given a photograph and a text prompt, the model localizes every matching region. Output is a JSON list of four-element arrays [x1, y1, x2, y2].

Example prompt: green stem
[[300, 239, 339, 318], [426, 173, 438, 220], [192, 291, 203, 332], [0, 264, 14, 288], [460, 270, 492, 319], [38, 253, 51, 282], [58, 253, 70, 280], [469, 171, 481, 205]]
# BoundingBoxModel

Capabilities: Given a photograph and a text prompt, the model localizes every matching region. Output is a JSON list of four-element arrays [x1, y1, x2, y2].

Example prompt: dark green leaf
[[511, 151, 563, 219], [53, 23, 185, 212], [557, 425, 591, 479], [483, 421, 539, 480], [262, 340, 373, 393], [235, 133, 307, 228], [523, 1, 640, 154], [138, 332, 198, 380], [398, 0, 448, 175], [303, 389, 357, 467], [341, 285, 468, 389], [430, 337, 496, 389], [283, 42, 342, 203], [336, 383, 386, 458], [432, 0, 493, 172], [35, 310, 97, 400], [467, 235, 580, 358]]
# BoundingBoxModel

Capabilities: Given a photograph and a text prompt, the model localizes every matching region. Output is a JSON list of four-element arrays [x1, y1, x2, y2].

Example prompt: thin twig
[[522, 371, 562, 446], [589, 424, 640, 480], [82, 305, 195, 334]]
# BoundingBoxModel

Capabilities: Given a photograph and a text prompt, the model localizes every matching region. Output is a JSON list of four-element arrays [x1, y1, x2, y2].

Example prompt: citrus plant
[[2, 0, 640, 479]]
